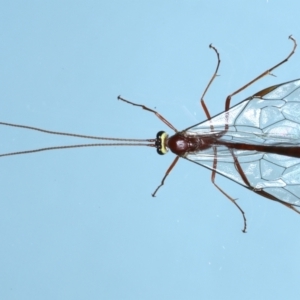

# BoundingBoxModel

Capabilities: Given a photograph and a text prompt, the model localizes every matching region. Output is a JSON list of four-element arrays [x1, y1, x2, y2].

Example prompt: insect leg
[[211, 146, 247, 232], [200, 44, 221, 122], [203, 45, 247, 231], [118, 96, 178, 132], [200, 46, 247, 230], [152, 156, 180, 197], [225, 35, 297, 111]]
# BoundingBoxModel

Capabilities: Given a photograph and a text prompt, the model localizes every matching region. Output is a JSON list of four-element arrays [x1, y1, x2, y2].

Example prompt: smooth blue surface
[[1, 1, 300, 299]]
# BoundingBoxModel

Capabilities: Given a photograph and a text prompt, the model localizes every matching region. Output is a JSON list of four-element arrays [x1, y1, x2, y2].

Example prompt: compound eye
[[156, 131, 168, 155]]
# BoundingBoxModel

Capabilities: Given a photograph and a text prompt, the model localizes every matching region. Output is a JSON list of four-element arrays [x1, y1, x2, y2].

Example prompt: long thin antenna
[[0, 121, 154, 142], [0, 143, 155, 158], [0, 121, 157, 158]]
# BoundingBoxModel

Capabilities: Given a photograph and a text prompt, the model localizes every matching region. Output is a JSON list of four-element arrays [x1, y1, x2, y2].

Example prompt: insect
[[1, 36, 300, 232]]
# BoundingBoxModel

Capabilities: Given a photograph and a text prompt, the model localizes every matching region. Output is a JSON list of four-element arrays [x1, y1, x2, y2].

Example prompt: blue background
[[1, 1, 300, 299]]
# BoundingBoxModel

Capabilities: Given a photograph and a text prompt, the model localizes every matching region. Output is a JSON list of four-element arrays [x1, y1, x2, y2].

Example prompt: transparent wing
[[185, 79, 300, 206]]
